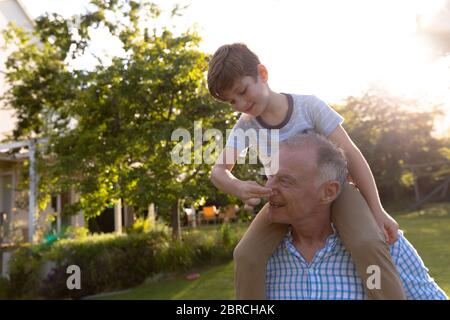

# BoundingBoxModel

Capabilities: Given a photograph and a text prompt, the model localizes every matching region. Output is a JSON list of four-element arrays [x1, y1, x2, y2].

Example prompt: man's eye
[[239, 88, 247, 95]]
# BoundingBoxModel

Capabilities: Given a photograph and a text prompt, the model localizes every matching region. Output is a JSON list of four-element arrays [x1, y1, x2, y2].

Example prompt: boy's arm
[[328, 125, 399, 244], [211, 148, 241, 197], [211, 147, 272, 206]]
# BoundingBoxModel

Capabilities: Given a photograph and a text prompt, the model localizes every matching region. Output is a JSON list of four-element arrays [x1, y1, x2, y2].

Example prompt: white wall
[[0, 0, 33, 141]]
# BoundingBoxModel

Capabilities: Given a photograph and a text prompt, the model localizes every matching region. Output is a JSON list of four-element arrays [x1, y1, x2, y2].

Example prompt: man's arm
[[392, 233, 448, 300]]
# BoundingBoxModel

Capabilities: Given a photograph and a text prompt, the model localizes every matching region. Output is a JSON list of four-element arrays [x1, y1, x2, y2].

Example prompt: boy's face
[[221, 65, 270, 116]]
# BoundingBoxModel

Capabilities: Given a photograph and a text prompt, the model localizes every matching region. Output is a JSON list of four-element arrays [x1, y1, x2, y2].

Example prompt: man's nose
[[266, 177, 276, 190], [266, 180, 279, 199]]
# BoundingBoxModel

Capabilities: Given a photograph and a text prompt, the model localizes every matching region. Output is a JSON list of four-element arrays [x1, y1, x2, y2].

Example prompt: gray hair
[[280, 132, 348, 190]]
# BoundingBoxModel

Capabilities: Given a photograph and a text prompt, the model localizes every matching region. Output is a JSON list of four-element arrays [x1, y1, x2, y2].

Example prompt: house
[[0, 0, 33, 142], [0, 1, 154, 251], [0, 1, 86, 245], [0, 140, 87, 245]]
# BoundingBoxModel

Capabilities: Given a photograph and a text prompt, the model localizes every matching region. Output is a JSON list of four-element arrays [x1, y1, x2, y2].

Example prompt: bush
[[39, 231, 169, 299], [127, 217, 151, 234], [0, 277, 10, 299], [5, 224, 244, 299], [7, 245, 47, 299]]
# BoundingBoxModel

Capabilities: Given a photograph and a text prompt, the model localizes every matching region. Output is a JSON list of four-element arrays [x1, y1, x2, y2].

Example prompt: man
[[264, 132, 447, 300]]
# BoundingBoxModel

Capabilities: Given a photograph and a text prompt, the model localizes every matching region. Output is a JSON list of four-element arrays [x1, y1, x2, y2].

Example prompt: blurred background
[[0, 0, 448, 299]]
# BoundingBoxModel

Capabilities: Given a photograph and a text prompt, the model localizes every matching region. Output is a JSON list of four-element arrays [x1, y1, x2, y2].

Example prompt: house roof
[[0, 151, 19, 163], [14, 0, 33, 24]]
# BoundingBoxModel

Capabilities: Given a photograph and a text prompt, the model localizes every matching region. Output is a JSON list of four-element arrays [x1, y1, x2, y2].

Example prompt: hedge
[[2, 223, 242, 299]]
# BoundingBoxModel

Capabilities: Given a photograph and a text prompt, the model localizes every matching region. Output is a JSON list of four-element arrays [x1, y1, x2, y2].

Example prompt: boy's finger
[[249, 186, 272, 194], [245, 198, 261, 206], [383, 228, 389, 244], [389, 228, 398, 244], [249, 191, 271, 198]]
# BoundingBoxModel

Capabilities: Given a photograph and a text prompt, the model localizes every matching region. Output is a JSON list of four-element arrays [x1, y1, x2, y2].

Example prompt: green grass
[[91, 203, 450, 299], [90, 261, 235, 300]]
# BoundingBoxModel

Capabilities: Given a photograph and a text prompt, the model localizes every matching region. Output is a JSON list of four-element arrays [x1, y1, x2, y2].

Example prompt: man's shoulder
[[333, 230, 413, 262]]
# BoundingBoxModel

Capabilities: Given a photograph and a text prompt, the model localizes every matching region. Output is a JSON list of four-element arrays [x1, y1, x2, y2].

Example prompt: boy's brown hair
[[207, 43, 261, 102]]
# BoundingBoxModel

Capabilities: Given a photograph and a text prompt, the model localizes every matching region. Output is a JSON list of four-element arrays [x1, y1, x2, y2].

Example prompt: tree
[[334, 91, 447, 202], [2, 0, 237, 240]]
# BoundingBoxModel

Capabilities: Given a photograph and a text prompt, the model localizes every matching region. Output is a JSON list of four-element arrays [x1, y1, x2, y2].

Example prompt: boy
[[207, 43, 406, 300]]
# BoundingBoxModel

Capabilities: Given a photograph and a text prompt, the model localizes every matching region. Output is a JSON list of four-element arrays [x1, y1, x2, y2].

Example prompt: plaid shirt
[[266, 230, 448, 300]]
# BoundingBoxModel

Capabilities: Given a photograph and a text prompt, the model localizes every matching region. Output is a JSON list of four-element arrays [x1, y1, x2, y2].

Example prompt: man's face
[[266, 146, 322, 224], [221, 72, 270, 117]]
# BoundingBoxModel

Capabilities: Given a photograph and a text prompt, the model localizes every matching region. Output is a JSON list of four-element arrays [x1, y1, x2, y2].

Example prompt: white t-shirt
[[225, 93, 344, 172]]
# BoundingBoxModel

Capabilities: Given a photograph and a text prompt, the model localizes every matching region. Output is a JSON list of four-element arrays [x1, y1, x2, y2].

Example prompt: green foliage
[[439, 147, 450, 160], [1, 0, 238, 226], [4, 223, 244, 299], [334, 92, 448, 202], [126, 217, 152, 234], [400, 171, 415, 188], [0, 277, 10, 299], [220, 223, 233, 248], [125, 216, 169, 234], [7, 247, 44, 299], [62, 226, 90, 240]]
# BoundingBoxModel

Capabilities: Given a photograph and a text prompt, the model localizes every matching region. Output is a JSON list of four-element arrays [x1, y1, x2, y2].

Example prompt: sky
[[15, 0, 450, 136]]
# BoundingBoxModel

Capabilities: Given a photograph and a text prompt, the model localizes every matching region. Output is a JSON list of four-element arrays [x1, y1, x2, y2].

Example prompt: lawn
[[90, 203, 450, 300]]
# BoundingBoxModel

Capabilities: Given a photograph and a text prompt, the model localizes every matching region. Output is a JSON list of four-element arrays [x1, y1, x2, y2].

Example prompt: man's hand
[[238, 180, 272, 207], [374, 210, 399, 245]]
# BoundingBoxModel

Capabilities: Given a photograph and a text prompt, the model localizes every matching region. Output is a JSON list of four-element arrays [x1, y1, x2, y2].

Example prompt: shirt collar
[[255, 93, 294, 129], [283, 225, 341, 263]]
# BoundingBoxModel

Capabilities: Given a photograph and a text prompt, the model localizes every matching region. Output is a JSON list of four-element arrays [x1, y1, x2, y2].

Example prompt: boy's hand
[[374, 210, 399, 245], [238, 180, 272, 207]]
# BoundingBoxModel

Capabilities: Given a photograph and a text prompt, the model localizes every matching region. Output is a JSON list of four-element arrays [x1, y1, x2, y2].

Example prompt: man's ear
[[319, 181, 340, 205], [257, 64, 269, 82]]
